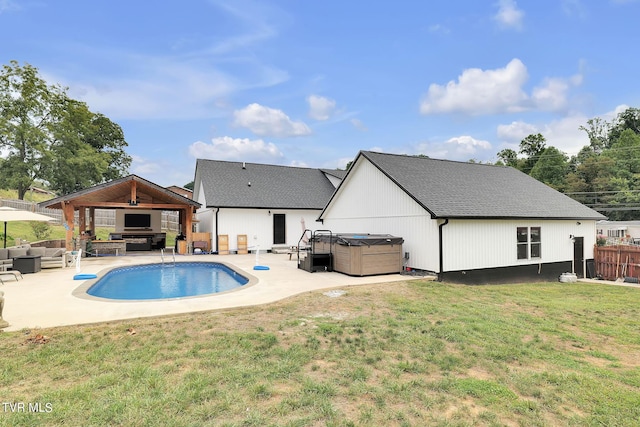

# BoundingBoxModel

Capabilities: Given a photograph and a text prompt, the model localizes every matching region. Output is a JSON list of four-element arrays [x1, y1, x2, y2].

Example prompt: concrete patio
[[0, 252, 424, 332]]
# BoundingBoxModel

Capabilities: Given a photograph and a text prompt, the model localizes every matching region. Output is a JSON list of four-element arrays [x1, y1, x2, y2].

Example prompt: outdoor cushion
[[44, 248, 65, 258], [8, 248, 28, 258], [0, 248, 8, 261], [28, 247, 46, 257]]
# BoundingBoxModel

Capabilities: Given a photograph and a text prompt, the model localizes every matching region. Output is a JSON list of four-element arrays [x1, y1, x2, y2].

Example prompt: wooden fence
[[0, 199, 180, 231], [593, 245, 640, 280]]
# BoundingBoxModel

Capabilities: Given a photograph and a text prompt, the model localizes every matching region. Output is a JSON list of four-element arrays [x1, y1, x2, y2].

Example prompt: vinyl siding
[[321, 158, 440, 271], [442, 219, 597, 271], [217, 208, 324, 252]]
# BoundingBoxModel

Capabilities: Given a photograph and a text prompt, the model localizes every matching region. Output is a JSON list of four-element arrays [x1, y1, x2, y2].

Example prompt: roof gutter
[[214, 208, 220, 253], [438, 218, 449, 279]]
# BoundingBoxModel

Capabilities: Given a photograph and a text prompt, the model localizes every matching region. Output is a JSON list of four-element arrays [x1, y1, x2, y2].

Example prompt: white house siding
[[217, 208, 324, 252], [441, 219, 597, 272], [320, 158, 440, 271], [324, 174, 342, 188], [195, 209, 214, 235]]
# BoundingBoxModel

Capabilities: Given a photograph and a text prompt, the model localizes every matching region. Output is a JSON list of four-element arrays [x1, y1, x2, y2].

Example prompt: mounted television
[[124, 213, 151, 228]]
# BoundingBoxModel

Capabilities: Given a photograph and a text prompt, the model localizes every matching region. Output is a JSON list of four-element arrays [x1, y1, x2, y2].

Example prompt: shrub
[[30, 221, 52, 240]]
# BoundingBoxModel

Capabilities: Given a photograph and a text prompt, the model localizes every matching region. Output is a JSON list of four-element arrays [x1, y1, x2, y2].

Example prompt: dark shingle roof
[[320, 169, 347, 179], [196, 159, 337, 209], [352, 151, 605, 220]]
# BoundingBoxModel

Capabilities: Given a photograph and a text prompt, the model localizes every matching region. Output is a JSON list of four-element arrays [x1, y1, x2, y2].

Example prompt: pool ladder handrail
[[161, 247, 176, 267]]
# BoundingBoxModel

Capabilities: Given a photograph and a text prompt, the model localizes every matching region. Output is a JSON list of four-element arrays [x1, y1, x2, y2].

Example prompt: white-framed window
[[517, 226, 541, 260], [607, 229, 625, 238]]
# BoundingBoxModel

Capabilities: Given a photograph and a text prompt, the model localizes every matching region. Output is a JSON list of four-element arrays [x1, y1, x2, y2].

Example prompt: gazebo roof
[[39, 175, 200, 211]]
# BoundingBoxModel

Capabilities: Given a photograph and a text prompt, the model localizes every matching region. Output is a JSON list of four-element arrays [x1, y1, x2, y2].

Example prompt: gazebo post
[[79, 207, 86, 234], [63, 202, 75, 251], [89, 207, 96, 236], [185, 207, 193, 250]]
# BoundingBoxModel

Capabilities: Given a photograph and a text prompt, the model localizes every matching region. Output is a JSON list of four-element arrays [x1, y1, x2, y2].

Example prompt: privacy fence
[[0, 199, 180, 231], [593, 245, 640, 281]]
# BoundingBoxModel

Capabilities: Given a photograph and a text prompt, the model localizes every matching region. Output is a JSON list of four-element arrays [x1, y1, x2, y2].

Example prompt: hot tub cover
[[314, 233, 403, 246]]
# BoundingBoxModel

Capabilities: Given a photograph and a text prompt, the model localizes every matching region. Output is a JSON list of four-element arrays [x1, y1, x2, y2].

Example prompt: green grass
[[1, 222, 177, 248], [2, 281, 640, 426]]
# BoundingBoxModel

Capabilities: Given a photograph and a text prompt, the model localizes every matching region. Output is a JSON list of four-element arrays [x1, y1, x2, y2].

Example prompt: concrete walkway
[[0, 253, 423, 332]]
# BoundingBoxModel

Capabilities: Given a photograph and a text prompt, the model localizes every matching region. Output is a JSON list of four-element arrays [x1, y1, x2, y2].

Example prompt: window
[[517, 227, 541, 260], [607, 229, 625, 238]]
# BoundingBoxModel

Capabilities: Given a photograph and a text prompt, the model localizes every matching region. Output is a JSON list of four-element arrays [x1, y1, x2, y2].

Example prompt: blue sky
[[1, 0, 639, 187]]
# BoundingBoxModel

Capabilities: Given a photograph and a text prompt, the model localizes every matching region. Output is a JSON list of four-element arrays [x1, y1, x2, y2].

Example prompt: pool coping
[[0, 253, 422, 331], [71, 261, 259, 302]]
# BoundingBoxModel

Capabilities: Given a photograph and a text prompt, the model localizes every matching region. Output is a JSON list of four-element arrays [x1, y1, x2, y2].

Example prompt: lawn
[[1, 280, 640, 426], [1, 222, 178, 249]]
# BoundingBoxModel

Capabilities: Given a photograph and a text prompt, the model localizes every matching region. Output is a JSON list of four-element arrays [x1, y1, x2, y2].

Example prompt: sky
[[1, 0, 639, 187]]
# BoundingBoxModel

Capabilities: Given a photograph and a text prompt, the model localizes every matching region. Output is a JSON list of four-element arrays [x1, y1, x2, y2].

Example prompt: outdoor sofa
[[0, 245, 67, 270]]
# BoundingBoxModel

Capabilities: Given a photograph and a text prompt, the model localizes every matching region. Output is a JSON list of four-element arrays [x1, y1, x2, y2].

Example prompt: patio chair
[[0, 270, 23, 284]]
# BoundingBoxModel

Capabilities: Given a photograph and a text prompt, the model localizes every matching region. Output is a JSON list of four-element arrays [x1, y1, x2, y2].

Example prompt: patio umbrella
[[0, 206, 56, 248]]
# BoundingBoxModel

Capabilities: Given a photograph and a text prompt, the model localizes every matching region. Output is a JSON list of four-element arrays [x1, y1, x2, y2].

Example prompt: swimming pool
[[86, 262, 249, 300]]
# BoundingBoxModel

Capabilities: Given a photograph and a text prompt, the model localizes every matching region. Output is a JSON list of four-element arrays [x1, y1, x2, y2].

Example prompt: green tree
[[579, 117, 610, 153], [496, 148, 519, 168], [0, 61, 131, 197], [519, 133, 547, 175], [530, 147, 568, 190], [0, 60, 65, 199], [609, 107, 640, 143], [603, 128, 640, 176]]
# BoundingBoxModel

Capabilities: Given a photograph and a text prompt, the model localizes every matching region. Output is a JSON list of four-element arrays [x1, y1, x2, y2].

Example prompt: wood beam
[[89, 207, 96, 236], [185, 207, 193, 247], [63, 202, 75, 251], [79, 207, 86, 233], [73, 202, 193, 210], [130, 180, 137, 205]]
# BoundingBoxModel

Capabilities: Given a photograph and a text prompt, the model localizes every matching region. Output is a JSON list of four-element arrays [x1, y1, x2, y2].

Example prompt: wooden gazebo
[[38, 175, 201, 251]]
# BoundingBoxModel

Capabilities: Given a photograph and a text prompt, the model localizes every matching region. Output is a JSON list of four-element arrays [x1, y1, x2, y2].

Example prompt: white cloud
[[288, 159, 309, 167], [66, 62, 236, 120], [494, 0, 525, 30], [188, 136, 284, 162], [531, 72, 584, 112], [495, 104, 631, 158], [45, 1, 290, 120], [0, 0, 19, 14], [307, 95, 336, 121], [350, 118, 368, 131], [420, 59, 583, 116], [428, 24, 451, 35], [410, 136, 493, 161], [446, 136, 492, 155], [562, 0, 587, 18], [497, 121, 540, 144], [496, 117, 588, 157], [130, 154, 163, 175], [233, 103, 311, 137], [420, 59, 529, 115]]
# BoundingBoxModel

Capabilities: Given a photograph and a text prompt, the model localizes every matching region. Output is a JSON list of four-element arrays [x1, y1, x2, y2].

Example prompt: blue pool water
[[87, 262, 249, 300]]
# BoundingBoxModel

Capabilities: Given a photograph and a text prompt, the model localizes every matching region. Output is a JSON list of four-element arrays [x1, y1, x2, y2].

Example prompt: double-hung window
[[517, 227, 541, 260]]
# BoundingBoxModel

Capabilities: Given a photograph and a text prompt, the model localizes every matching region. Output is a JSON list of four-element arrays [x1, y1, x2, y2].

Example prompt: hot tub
[[315, 233, 404, 276]]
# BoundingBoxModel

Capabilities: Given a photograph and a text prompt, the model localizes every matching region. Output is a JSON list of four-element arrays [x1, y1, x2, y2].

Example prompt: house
[[596, 220, 640, 245], [318, 151, 606, 284], [166, 185, 193, 199], [193, 159, 344, 253]]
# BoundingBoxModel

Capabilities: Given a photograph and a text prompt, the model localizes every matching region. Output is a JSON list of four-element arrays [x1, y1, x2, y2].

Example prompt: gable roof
[[321, 151, 605, 220], [39, 175, 200, 210], [320, 169, 347, 179], [195, 159, 337, 209]]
